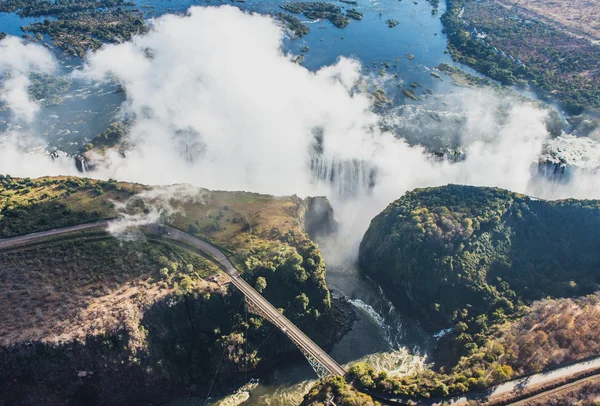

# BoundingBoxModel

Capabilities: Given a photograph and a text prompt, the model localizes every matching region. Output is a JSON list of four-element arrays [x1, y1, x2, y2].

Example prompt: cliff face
[[0, 177, 343, 404], [0, 291, 238, 405], [359, 185, 600, 330], [302, 196, 338, 240]]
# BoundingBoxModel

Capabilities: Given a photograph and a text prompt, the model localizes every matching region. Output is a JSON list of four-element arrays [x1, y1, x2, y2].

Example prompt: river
[[170, 259, 435, 406], [2, 0, 467, 403], [0, 0, 485, 154], [237, 261, 435, 406]]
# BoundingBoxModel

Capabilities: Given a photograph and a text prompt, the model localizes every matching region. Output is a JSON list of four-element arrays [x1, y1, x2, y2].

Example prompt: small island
[[281, 2, 351, 28], [386, 18, 399, 27], [346, 8, 362, 20], [271, 12, 310, 37]]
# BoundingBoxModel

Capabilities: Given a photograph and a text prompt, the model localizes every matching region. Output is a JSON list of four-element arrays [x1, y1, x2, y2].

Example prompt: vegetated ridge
[[350, 184, 600, 399], [0, 175, 351, 404]]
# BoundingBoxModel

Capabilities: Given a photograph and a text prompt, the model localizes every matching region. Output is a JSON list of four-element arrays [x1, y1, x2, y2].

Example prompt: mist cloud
[[108, 184, 208, 236], [1, 6, 600, 259], [0, 36, 56, 122]]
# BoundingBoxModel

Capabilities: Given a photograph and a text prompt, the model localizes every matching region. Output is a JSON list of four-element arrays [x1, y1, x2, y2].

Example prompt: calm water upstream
[[0, 0, 479, 153]]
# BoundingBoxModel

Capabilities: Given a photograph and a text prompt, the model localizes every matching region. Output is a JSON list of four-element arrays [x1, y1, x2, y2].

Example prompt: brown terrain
[[500, 0, 600, 41], [0, 177, 327, 350], [0, 231, 224, 348], [507, 374, 600, 405]]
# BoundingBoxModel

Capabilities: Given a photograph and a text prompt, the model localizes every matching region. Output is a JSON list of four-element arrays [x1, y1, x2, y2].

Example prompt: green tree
[[294, 293, 309, 313], [255, 276, 267, 293]]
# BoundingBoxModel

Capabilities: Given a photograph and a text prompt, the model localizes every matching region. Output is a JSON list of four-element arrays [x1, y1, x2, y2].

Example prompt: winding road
[[162, 225, 346, 377], [0, 220, 346, 378], [1, 221, 598, 399]]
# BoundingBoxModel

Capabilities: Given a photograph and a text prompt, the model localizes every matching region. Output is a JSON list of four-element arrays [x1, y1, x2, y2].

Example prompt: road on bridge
[[3, 221, 600, 398], [163, 225, 347, 377], [0, 220, 346, 378]]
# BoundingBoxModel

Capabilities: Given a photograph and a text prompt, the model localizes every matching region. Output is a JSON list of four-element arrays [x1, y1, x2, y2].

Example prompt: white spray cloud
[[0, 36, 56, 122], [0, 37, 78, 177], [107, 184, 208, 236], [0, 139, 76, 177], [1, 6, 600, 259]]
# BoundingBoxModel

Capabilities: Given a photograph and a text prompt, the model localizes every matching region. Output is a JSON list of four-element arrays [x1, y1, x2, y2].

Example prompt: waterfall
[[81, 157, 87, 174], [308, 154, 377, 198]]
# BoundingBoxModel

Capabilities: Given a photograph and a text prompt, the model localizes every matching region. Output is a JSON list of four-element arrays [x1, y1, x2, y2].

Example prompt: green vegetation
[[28, 73, 71, 106], [386, 19, 398, 28], [347, 293, 600, 399], [0, 232, 218, 345], [0, 176, 349, 403], [80, 121, 127, 153], [0, 175, 140, 237], [427, 0, 439, 14], [370, 88, 389, 107], [271, 12, 310, 38], [401, 88, 421, 101], [23, 9, 147, 55], [0, 0, 133, 17], [163, 190, 336, 331], [2, 0, 147, 56], [346, 8, 362, 20], [281, 2, 351, 29], [357, 185, 600, 399], [441, 0, 600, 114], [437, 63, 495, 88], [302, 376, 380, 406], [360, 185, 600, 331]]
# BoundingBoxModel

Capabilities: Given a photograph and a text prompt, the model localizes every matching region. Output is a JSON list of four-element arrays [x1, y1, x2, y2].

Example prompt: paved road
[[163, 226, 347, 377], [509, 373, 600, 406], [426, 356, 600, 405], [0, 221, 346, 378], [0, 220, 111, 250], [8, 221, 597, 393]]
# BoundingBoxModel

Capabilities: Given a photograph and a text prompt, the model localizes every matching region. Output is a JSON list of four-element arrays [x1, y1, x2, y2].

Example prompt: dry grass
[[0, 177, 316, 348], [0, 176, 145, 237], [517, 375, 600, 406], [502, 293, 600, 374], [0, 234, 222, 347], [503, 0, 600, 41], [171, 190, 306, 256]]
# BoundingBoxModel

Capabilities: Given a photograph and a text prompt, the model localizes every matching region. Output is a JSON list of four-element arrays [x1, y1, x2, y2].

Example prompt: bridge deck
[[164, 226, 347, 378], [0, 221, 345, 378]]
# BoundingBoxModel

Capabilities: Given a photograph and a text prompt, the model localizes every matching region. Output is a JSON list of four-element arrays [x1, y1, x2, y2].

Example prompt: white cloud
[[0, 36, 56, 122], [107, 184, 207, 236], [1, 7, 600, 259]]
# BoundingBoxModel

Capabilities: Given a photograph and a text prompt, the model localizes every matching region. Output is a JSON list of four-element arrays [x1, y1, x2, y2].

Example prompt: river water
[[176, 258, 434, 406], [230, 258, 435, 406], [0, 0, 482, 153], [2, 0, 464, 403]]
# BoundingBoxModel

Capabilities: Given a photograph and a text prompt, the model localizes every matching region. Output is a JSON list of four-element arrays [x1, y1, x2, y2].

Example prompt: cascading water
[[309, 154, 377, 198]]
